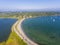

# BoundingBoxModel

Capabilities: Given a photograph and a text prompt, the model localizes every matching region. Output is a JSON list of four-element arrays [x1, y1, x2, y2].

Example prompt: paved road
[[12, 18, 38, 45]]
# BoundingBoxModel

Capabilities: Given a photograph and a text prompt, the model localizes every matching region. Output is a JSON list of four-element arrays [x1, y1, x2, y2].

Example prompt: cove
[[21, 16, 60, 45], [0, 18, 17, 42]]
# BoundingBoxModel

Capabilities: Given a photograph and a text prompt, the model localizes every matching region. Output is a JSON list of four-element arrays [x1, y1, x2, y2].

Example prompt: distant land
[[0, 8, 60, 12]]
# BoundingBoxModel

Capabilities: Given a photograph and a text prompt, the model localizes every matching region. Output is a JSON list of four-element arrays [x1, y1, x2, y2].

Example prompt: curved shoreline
[[12, 18, 38, 45]]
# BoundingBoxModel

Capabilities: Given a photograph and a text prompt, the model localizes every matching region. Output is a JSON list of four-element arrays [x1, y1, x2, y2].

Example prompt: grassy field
[[0, 31, 27, 45]]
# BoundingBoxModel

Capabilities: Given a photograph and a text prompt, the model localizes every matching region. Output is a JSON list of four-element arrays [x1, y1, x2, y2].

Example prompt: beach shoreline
[[12, 18, 38, 45]]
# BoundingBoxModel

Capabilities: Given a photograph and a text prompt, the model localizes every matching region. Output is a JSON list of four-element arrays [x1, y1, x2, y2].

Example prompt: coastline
[[13, 18, 38, 45]]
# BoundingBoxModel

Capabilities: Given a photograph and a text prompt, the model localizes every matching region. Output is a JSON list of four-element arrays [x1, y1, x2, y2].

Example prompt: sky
[[0, 0, 60, 10]]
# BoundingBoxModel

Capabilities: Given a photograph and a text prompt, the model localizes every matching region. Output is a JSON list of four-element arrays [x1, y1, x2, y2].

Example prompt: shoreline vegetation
[[0, 12, 60, 19]]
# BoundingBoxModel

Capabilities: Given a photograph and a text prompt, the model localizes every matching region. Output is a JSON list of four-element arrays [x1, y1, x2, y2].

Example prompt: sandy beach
[[12, 18, 38, 45]]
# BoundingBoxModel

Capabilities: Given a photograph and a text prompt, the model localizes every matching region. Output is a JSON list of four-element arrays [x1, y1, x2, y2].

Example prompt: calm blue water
[[21, 16, 60, 45], [0, 18, 17, 42]]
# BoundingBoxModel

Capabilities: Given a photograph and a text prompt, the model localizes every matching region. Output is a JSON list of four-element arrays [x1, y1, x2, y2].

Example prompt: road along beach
[[12, 18, 38, 45]]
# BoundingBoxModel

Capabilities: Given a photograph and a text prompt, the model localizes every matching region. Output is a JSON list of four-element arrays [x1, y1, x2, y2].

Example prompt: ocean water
[[21, 16, 60, 45], [0, 18, 17, 42]]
